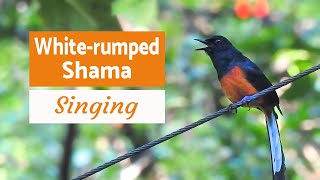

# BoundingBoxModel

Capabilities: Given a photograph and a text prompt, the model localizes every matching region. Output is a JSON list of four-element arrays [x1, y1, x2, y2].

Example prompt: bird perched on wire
[[195, 35, 285, 180]]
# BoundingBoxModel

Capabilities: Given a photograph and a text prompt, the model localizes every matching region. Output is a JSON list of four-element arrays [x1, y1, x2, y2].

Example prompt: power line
[[72, 64, 320, 180]]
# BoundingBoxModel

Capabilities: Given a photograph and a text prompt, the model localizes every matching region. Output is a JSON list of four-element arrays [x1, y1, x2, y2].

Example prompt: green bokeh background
[[1, 0, 320, 179]]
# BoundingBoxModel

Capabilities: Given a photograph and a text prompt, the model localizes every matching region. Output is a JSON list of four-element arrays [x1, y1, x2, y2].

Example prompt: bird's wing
[[239, 58, 273, 91], [237, 57, 281, 110]]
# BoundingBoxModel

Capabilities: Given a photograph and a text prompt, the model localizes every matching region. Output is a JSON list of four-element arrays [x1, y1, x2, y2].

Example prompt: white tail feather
[[266, 112, 283, 174]]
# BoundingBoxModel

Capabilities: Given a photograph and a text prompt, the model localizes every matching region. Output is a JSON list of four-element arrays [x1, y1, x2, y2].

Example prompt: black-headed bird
[[195, 35, 285, 180]]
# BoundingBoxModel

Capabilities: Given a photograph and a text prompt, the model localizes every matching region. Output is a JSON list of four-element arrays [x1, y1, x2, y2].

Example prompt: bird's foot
[[227, 104, 237, 114], [240, 95, 254, 111]]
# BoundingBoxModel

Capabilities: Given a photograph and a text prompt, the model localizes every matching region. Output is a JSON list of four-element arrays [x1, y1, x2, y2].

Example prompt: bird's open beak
[[194, 39, 208, 51]]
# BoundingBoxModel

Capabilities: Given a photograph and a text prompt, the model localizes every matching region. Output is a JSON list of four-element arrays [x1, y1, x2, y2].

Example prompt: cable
[[72, 64, 320, 180]]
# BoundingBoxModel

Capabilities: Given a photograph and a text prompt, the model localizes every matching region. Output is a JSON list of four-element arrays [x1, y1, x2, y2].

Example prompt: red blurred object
[[234, 0, 252, 19], [253, 0, 270, 18]]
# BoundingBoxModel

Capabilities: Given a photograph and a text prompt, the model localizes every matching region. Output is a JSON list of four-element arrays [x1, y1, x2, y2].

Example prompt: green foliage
[[112, 0, 158, 27], [1, 0, 320, 179]]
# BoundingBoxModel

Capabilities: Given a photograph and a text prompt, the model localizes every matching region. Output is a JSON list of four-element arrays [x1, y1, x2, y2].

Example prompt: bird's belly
[[220, 67, 259, 104]]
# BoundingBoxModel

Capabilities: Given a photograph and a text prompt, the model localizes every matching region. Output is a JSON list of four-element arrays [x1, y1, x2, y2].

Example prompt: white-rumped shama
[[195, 35, 285, 180]]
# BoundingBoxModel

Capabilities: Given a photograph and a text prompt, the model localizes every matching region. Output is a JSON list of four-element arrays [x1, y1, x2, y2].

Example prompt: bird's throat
[[211, 57, 234, 79]]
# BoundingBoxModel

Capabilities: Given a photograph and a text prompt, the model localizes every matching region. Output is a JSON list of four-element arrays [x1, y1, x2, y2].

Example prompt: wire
[[72, 64, 320, 180]]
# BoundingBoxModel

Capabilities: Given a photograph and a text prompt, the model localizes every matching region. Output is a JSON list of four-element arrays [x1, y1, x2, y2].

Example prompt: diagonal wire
[[72, 64, 320, 180]]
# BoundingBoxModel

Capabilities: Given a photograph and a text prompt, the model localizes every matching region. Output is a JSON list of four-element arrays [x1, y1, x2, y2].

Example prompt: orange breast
[[220, 66, 258, 103]]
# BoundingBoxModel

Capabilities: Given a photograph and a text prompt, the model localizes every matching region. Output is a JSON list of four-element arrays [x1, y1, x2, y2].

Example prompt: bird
[[195, 35, 286, 180]]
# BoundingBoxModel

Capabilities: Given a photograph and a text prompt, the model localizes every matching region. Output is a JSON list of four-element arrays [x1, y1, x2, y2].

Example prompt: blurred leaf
[[112, 0, 158, 27], [39, 0, 120, 30]]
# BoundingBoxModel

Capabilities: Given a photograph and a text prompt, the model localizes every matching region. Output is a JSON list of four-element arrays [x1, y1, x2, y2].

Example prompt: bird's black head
[[194, 35, 240, 78], [194, 35, 234, 56]]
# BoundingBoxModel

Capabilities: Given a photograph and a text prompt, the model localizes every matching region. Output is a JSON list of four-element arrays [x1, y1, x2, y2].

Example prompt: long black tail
[[264, 109, 286, 180]]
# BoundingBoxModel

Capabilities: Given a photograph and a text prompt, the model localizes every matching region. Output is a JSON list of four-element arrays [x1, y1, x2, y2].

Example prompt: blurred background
[[1, 0, 320, 179]]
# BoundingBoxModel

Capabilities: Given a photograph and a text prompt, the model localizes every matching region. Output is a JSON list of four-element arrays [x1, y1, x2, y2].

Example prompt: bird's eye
[[215, 39, 221, 44]]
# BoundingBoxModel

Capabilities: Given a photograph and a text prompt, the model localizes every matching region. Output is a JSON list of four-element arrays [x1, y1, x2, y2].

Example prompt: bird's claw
[[240, 95, 254, 111], [240, 95, 253, 104], [227, 104, 237, 114], [228, 95, 255, 113]]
